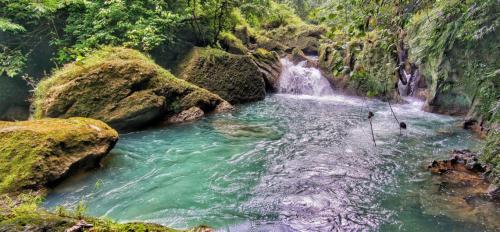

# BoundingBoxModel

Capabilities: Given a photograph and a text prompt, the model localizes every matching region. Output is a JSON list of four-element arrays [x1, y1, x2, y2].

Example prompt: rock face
[[0, 117, 118, 194], [250, 48, 282, 91], [176, 47, 266, 104], [406, 0, 498, 118], [34, 47, 229, 130], [166, 107, 204, 124], [318, 32, 399, 99], [219, 32, 249, 55], [262, 25, 326, 55], [429, 150, 489, 176]]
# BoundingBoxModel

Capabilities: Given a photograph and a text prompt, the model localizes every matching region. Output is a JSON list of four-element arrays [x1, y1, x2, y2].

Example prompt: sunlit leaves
[[0, 47, 27, 77]]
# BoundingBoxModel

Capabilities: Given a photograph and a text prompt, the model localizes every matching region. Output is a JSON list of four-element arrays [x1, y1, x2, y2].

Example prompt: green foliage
[[481, 126, 500, 183], [0, 18, 25, 32], [0, 47, 26, 77], [54, 0, 183, 63], [407, 0, 499, 119], [0, 0, 61, 78]]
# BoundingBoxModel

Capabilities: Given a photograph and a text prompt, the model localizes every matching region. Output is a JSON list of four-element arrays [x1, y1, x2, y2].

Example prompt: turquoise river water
[[44, 93, 499, 231]]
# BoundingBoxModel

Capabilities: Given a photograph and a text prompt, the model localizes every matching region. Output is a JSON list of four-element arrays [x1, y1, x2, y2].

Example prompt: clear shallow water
[[44, 93, 494, 231]]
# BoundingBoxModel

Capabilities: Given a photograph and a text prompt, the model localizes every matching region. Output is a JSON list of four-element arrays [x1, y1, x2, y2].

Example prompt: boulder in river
[[33, 47, 229, 131], [0, 117, 118, 194], [176, 47, 266, 104]]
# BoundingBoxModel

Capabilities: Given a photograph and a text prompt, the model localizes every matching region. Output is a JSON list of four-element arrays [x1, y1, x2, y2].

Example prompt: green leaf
[[0, 18, 26, 33]]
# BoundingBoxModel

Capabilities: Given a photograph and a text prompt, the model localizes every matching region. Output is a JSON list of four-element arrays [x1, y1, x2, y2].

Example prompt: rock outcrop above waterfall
[[176, 47, 266, 104], [33, 47, 229, 131], [0, 117, 118, 194], [262, 24, 326, 55], [318, 31, 399, 99], [250, 48, 282, 91]]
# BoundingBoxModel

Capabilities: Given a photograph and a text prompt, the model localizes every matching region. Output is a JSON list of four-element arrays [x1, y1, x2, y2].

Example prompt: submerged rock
[[429, 150, 488, 175], [212, 119, 282, 140], [0, 117, 118, 194], [34, 47, 229, 131], [424, 150, 500, 229], [176, 47, 266, 104]]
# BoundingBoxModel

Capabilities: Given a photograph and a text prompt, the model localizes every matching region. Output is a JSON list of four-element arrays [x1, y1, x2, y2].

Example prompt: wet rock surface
[[425, 150, 500, 230], [166, 107, 204, 124]]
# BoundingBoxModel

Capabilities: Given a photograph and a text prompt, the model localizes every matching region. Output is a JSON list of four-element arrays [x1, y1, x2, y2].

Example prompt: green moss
[[261, 24, 325, 54], [407, 0, 499, 117], [0, 193, 200, 232], [34, 47, 225, 130], [319, 29, 397, 99], [218, 31, 248, 55], [0, 118, 118, 194], [177, 47, 266, 104], [481, 127, 500, 183]]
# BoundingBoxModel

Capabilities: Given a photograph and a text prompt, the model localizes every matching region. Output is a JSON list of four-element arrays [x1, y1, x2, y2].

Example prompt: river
[[44, 58, 496, 231]]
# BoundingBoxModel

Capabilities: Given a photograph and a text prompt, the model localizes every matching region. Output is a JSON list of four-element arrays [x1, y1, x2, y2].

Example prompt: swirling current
[[44, 93, 496, 231]]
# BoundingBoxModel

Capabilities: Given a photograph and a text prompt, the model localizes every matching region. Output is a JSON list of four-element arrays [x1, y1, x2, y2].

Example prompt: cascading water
[[278, 58, 334, 96]]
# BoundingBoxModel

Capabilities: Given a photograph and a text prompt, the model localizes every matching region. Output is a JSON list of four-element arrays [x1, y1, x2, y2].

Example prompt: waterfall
[[278, 58, 334, 96]]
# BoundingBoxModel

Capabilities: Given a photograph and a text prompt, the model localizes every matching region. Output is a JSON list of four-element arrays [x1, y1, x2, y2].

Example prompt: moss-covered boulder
[[0, 118, 118, 194], [176, 47, 266, 104], [34, 47, 229, 131]]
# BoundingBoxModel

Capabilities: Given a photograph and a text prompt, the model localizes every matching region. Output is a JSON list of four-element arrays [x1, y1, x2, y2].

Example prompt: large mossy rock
[[176, 47, 266, 104], [0, 118, 118, 194], [34, 47, 228, 131]]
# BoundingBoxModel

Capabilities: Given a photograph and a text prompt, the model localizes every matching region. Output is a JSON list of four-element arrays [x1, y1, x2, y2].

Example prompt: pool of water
[[44, 94, 494, 231]]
